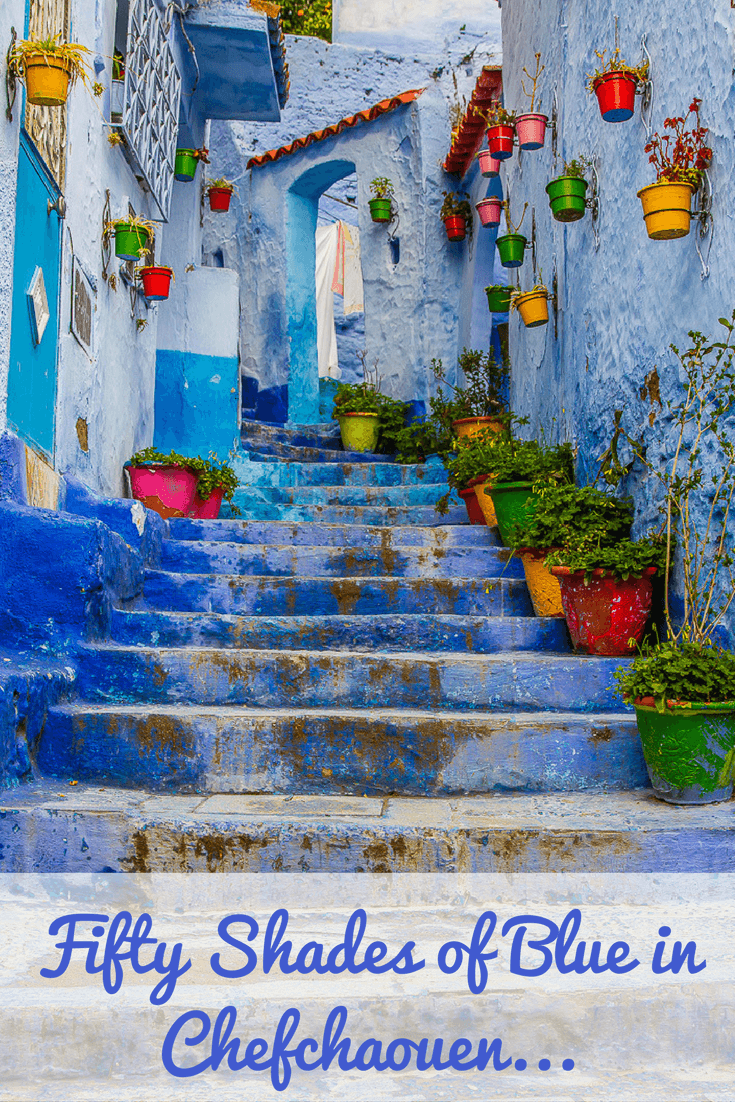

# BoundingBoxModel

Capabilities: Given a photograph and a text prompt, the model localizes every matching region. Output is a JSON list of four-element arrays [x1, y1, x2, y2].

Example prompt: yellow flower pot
[[452, 417, 504, 441], [515, 290, 549, 328], [23, 55, 72, 107], [637, 182, 696, 241], [473, 475, 498, 527], [338, 412, 380, 453], [519, 549, 564, 617]]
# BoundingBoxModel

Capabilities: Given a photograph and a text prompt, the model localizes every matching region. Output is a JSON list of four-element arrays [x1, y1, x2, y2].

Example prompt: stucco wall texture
[[501, 0, 735, 645], [0, 0, 24, 440]]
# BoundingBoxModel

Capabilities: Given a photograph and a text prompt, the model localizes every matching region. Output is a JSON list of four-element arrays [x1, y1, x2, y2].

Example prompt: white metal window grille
[[121, 0, 182, 221], [25, 0, 70, 189]]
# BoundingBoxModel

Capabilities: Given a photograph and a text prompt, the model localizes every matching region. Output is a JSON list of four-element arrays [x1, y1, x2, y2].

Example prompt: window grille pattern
[[25, 0, 70, 189], [121, 0, 181, 221]]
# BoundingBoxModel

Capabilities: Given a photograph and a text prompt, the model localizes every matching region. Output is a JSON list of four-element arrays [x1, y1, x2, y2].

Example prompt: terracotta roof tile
[[444, 66, 503, 177]]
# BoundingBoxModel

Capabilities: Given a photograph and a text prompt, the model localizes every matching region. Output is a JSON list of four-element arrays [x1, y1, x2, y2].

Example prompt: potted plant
[[8, 34, 92, 107], [106, 216, 155, 261], [137, 265, 174, 301], [514, 53, 548, 150], [496, 200, 528, 268], [638, 99, 712, 240], [126, 447, 239, 519], [175, 146, 209, 182], [546, 157, 591, 222], [587, 47, 649, 123], [483, 437, 575, 545], [511, 281, 549, 328], [478, 149, 501, 177], [476, 196, 503, 228], [432, 348, 510, 440], [440, 191, 473, 241], [485, 284, 512, 313], [368, 178, 394, 222], [205, 178, 235, 212], [614, 315, 735, 804], [110, 50, 125, 122], [475, 101, 516, 160], [443, 430, 509, 527], [332, 359, 410, 455]]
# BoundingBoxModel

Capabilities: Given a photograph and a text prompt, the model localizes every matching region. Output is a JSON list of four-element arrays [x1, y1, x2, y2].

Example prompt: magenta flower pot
[[476, 198, 503, 227], [128, 464, 198, 519], [478, 149, 501, 177], [515, 113, 548, 150]]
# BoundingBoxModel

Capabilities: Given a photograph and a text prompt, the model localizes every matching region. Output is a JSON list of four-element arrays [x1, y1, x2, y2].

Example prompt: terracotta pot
[[452, 417, 504, 441], [592, 71, 638, 122], [473, 475, 498, 527], [550, 566, 656, 655]]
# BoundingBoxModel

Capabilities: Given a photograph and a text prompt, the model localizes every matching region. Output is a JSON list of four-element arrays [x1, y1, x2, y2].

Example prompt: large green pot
[[496, 233, 527, 269], [485, 285, 512, 313], [114, 223, 150, 261], [338, 412, 380, 453], [546, 176, 588, 223], [634, 702, 735, 804], [175, 148, 198, 181], [369, 198, 392, 222], [486, 481, 535, 546]]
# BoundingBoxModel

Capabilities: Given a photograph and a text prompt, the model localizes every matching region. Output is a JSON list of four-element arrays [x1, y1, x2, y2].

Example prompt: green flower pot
[[634, 702, 735, 804], [485, 286, 512, 313], [114, 223, 150, 261], [369, 198, 392, 222], [175, 148, 198, 182], [486, 481, 535, 546], [546, 176, 588, 223], [496, 233, 527, 269], [338, 413, 380, 453]]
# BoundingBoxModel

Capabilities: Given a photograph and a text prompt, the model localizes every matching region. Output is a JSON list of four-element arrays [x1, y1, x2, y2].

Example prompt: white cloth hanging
[[335, 222, 364, 315], [315, 222, 341, 379]]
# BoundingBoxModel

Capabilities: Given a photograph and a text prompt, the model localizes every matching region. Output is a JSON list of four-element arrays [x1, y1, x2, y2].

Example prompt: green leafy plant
[[332, 382, 410, 456], [545, 536, 666, 582], [615, 641, 735, 711], [586, 46, 649, 93], [510, 282, 548, 309], [127, 447, 240, 511], [464, 434, 575, 486], [432, 348, 510, 421], [105, 216, 156, 259], [508, 483, 633, 551], [279, 0, 332, 41], [370, 177, 394, 199], [562, 156, 592, 179], [112, 50, 125, 81], [440, 191, 473, 225]]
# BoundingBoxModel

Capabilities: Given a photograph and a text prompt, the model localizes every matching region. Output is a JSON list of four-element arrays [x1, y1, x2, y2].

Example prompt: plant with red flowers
[[644, 100, 712, 188]]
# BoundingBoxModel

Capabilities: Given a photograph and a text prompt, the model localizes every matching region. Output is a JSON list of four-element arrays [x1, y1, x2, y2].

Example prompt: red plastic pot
[[208, 187, 233, 212], [128, 465, 198, 519], [459, 485, 486, 525], [550, 566, 656, 656], [139, 266, 173, 300], [487, 124, 514, 160], [189, 488, 224, 519], [444, 216, 467, 241], [592, 71, 638, 122], [476, 198, 503, 227], [478, 149, 501, 177]]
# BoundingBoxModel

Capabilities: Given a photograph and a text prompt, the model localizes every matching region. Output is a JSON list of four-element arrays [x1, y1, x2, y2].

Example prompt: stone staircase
[[2, 428, 733, 873]]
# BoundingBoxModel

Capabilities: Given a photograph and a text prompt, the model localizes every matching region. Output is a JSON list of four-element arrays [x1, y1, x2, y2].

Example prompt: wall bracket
[[693, 168, 713, 281], [5, 27, 17, 122], [638, 34, 654, 140]]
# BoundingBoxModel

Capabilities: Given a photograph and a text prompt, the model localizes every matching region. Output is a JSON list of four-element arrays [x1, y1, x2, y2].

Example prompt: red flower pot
[[208, 188, 233, 212], [444, 216, 467, 241], [478, 149, 501, 177], [487, 124, 514, 160], [592, 71, 638, 122], [550, 566, 656, 656], [189, 488, 224, 519], [139, 267, 173, 300], [459, 485, 486, 525], [128, 464, 198, 519]]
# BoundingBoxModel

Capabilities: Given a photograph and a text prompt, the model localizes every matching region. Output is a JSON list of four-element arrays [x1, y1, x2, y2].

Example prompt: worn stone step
[[110, 610, 568, 653], [233, 458, 449, 487], [240, 418, 342, 449], [168, 519, 497, 548], [74, 645, 629, 711], [241, 442, 395, 463], [227, 502, 467, 526], [0, 785, 731, 872], [158, 539, 514, 578], [135, 572, 529, 616], [40, 704, 641, 794], [235, 484, 451, 506]]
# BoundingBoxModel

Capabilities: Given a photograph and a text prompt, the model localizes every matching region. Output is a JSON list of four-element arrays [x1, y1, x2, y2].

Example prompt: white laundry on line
[[315, 220, 364, 379]]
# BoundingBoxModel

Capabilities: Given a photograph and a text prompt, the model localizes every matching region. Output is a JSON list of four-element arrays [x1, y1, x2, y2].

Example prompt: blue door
[[7, 131, 63, 458]]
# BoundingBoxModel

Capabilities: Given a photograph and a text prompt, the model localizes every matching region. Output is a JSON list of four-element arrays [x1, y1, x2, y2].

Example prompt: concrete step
[[227, 503, 468, 525], [233, 458, 449, 487], [40, 704, 641, 794], [157, 539, 515, 579], [135, 571, 529, 616], [168, 518, 496, 548], [74, 645, 629, 711], [110, 610, 569, 653], [0, 784, 731, 871]]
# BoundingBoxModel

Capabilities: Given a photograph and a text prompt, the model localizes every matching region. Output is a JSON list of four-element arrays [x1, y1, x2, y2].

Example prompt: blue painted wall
[[154, 350, 240, 460]]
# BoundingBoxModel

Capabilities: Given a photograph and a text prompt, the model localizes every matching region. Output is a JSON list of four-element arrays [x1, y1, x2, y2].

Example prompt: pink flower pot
[[128, 464, 198, 519], [478, 149, 501, 177], [487, 125, 514, 160], [515, 113, 548, 150], [189, 488, 224, 519], [476, 198, 503, 227]]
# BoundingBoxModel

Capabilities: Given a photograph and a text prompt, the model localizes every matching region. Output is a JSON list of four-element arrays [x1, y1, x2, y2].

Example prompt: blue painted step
[[240, 418, 342, 450], [232, 460, 449, 487], [233, 484, 453, 506], [168, 519, 495, 548], [241, 441, 395, 464], [227, 503, 468, 526], [39, 705, 643, 795]]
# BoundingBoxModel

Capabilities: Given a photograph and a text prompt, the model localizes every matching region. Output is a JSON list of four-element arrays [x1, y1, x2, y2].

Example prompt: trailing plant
[[520, 53, 544, 113], [279, 0, 332, 41], [474, 101, 516, 128], [615, 640, 735, 710], [440, 191, 473, 226], [507, 483, 633, 551], [127, 447, 240, 508], [502, 198, 529, 236], [8, 34, 93, 91], [586, 46, 649, 92], [369, 177, 394, 199], [644, 99, 712, 189], [432, 348, 509, 421]]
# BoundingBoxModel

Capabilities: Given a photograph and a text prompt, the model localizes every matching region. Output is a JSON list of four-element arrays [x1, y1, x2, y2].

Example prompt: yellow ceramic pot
[[473, 475, 498, 527], [452, 417, 504, 441], [24, 56, 72, 106], [519, 549, 564, 617], [515, 291, 549, 328], [637, 181, 696, 241], [338, 412, 380, 453]]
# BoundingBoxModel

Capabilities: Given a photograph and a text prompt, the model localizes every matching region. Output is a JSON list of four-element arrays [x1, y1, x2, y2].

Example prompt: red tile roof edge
[[247, 89, 425, 170], [443, 66, 503, 178]]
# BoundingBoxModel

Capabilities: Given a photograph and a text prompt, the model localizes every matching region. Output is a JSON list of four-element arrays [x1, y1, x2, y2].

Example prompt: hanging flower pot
[[208, 187, 233, 212], [478, 149, 501, 177], [485, 285, 512, 313], [515, 113, 548, 150], [637, 181, 696, 241], [518, 549, 564, 617], [139, 266, 173, 300], [487, 481, 536, 546], [633, 701, 735, 805], [23, 55, 73, 106], [113, 222, 151, 261], [496, 233, 526, 268], [369, 198, 392, 222], [476, 198, 503, 227], [486, 124, 515, 160], [546, 175, 588, 222], [514, 289, 549, 328], [592, 71, 638, 122], [549, 566, 655, 655], [128, 464, 199, 519], [444, 216, 467, 241], [175, 148, 199, 181], [338, 412, 380, 453], [452, 417, 504, 441], [110, 78, 124, 122]]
